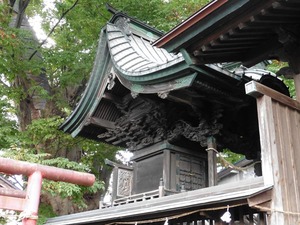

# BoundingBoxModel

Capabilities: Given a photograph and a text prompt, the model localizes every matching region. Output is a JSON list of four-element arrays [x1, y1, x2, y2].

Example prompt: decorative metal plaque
[[117, 169, 133, 197]]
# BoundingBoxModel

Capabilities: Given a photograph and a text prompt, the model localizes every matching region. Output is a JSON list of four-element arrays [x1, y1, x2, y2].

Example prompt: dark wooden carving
[[97, 89, 262, 157], [168, 109, 223, 147], [98, 95, 167, 151]]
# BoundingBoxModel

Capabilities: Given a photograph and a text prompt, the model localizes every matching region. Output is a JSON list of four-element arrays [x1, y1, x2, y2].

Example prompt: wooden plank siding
[[246, 81, 300, 225]]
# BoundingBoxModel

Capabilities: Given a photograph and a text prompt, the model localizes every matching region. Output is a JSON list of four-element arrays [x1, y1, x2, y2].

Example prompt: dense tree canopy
[[0, 0, 210, 223]]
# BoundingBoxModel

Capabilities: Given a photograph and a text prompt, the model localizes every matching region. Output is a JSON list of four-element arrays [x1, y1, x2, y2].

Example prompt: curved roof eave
[[106, 23, 195, 87], [59, 29, 112, 136], [116, 71, 198, 94], [109, 12, 164, 38]]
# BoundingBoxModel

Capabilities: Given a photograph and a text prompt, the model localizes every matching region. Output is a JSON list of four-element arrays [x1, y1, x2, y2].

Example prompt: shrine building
[[46, 0, 300, 224]]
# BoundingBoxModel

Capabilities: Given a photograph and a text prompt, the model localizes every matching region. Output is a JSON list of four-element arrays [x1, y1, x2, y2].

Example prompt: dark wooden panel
[[246, 81, 300, 111], [134, 154, 163, 193]]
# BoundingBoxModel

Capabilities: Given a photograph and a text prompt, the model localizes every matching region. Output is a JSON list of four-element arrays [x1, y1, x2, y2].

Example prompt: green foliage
[[282, 78, 296, 99], [0, 3, 14, 30], [42, 179, 104, 208], [221, 149, 244, 165], [1, 116, 115, 210], [0, 217, 6, 225], [0, 99, 18, 149], [267, 60, 296, 98], [37, 203, 57, 225]]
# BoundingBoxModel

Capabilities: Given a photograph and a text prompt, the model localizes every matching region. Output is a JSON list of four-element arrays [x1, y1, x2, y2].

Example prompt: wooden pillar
[[246, 81, 300, 224], [293, 75, 300, 101], [158, 178, 165, 197], [248, 210, 254, 225], [207, 137, 217, 187]]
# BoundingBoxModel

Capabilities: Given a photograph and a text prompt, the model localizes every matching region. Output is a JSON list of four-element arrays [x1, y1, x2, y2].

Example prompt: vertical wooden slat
[[293, 75, 300, 101], [240, 208, 245, 225], [246, 81, 300, 225], [276, 103, 300, 224], [273, 103, 291, 224], [257, 96, 285, 224], [258, 212, 266, 225], [288, 109, 300, 211], [248, 210, 254, 225], [256, 96, 279, 186]]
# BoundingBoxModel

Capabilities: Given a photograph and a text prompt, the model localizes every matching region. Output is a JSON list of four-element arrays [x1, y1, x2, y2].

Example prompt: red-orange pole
[[0, 157, 95, 186], [0, 157, 96, 225], [22, 171, 42, 225]]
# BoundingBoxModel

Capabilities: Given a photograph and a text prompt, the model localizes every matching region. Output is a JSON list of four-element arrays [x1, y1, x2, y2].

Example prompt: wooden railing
[[100, 184, 181, 209]]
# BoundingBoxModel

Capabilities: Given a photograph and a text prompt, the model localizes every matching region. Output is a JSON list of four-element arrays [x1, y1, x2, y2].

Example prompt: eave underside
[[155, 0, 300, 69]]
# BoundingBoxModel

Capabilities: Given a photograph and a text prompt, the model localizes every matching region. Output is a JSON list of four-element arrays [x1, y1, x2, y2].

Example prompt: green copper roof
[[60, 13, 203, 136], [59, 30, 112, 135]]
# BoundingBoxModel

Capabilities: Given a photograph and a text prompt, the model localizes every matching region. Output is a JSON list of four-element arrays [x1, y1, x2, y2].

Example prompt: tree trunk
[[6, 0, 108, 215]]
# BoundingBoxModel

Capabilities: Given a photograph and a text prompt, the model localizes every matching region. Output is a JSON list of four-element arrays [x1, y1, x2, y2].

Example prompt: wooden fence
[[246, 81, 300, 225]]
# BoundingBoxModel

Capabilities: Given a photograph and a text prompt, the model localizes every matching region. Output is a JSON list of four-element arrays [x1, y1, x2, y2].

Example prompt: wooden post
[[207, 136, 217, 187], [293, 75, 300, 101], [158, 178, 165, 197], [246, 81, 300, 224]]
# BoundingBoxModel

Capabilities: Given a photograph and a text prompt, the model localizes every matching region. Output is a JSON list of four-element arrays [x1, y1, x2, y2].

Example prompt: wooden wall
[[246, 81, 300, 225]]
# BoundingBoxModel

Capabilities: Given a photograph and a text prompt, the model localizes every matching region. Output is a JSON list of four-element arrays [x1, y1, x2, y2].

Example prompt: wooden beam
[[247, 189, 272, 207], [245, 81, 300, 111], [201, 45, 253, 52]]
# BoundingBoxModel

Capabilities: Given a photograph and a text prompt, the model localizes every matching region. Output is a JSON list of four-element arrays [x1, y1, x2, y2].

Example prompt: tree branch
[[28, 0, 80, 61]]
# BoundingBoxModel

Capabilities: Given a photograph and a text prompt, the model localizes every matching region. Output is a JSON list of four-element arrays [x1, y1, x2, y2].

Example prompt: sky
[[28, 1, 56, 47]]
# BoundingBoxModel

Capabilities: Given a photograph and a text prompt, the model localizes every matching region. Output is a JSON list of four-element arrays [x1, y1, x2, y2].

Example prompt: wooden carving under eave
[[97, 96, 167, 151], [167, 108, 223, 147]]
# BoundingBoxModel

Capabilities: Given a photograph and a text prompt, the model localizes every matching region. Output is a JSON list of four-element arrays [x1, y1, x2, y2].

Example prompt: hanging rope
[[253, 205, 300, 216], [105, 203, 248, 225], [105, 202, 300, 225], [206, 147, 261, 172]]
